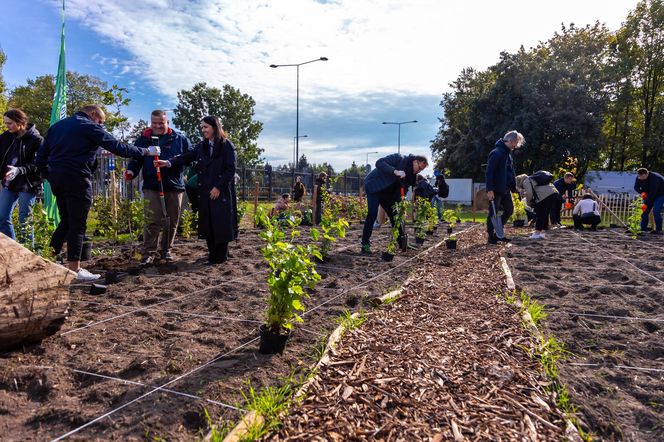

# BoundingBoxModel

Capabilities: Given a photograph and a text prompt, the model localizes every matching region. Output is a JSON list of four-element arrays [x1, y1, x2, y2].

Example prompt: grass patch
[[335, 308, 367, 332]]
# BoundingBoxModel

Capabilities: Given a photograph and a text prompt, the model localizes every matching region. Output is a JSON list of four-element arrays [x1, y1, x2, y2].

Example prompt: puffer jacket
[[0, 123, 44, 193], [516, 174, 558, 207]]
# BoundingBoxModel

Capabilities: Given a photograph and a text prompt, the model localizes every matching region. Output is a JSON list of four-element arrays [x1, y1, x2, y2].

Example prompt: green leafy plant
[[414, 197, 430, 239], [12, 202, 56, 260], [510, 193, 527, 221], [442, 209, 457, 232], [518, 290, 548, 327], [311, 182, 349, 259], [259, 212, 321, 332], [237, 202, 247, 226], [335, 308, 367, 333], [627, 195, 644, 239], [254, 206, 269, 229], [179, 204, 198, 239]]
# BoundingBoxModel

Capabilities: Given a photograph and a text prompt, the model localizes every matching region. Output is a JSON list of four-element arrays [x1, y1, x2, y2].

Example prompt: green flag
[[45, 0, 67, 225]]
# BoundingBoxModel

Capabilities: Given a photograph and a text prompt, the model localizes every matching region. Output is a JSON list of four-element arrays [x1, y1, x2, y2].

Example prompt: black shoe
[[487, 236, 498, 245], [651, 230, 663, 235], [497, 236, 511, 243], [140, 255, 154, 266], [161, 250, 174, 261]]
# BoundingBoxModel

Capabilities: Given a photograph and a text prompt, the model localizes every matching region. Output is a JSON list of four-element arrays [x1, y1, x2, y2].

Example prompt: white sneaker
[[539, 232, 547, 238], [530, 232, 543, 239], [76, 268, 101, 281], [373, 222, 381, 229]]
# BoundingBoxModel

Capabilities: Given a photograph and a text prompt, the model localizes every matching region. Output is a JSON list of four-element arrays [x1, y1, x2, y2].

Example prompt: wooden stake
[[253, 182, 259, 227]]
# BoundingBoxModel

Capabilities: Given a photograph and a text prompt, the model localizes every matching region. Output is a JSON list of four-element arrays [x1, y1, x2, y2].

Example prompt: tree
[[0, 49, 7, 132], [127, 119, 149, 142], [9, 71, 122, 136], [102, 85, 131, 141], [296, 154, 310, 171], [172, 82, 264, 167], [620, 0, 664, 169]]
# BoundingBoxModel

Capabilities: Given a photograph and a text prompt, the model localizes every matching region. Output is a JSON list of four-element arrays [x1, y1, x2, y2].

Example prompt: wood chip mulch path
[[271, 227, 569, 441]]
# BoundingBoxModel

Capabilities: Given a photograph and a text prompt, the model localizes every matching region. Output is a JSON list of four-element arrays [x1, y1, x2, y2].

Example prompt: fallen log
[[0, 233, 75, 350]]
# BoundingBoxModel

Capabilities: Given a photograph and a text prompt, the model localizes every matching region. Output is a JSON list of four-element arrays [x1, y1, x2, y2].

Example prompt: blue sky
[[1, 0, 636, 174]]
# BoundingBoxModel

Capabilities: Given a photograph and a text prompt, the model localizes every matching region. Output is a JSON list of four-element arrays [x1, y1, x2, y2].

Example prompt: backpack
[[437, 177, 450, 198], [529, 170, 553, 186]]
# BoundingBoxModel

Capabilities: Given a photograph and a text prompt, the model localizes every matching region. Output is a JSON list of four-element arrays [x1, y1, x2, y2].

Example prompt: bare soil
[[506, 227, 664, 441], [0, 221, 452, 441]]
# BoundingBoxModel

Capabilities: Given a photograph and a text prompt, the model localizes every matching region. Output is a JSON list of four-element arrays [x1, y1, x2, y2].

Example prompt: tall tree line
[[431, 0, 664, 180]]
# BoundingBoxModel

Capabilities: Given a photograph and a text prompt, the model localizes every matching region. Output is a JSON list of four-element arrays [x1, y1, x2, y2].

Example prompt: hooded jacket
[[127, 128, 192, 192], [0, 123, 44, 193], [485, 139, 516, 194], [516, 173, 558, 207]]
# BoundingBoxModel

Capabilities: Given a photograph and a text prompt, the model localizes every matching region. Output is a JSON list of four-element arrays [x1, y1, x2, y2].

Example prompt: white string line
[[50, 335, 260, 442], [67, 300, 264, 324], [303, 225, 477, 318], [610, 229, 664, 253], [569, 362, 664, 374], [61, 270, 263, 336], [71, 369, 242, 411], [551, 311, 664, 323], [572, 231, 664, 287]]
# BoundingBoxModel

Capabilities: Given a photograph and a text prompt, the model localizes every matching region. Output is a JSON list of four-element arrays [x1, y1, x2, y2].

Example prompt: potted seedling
[[445, 234, 457, 250], [627, 195, 645, 239], [443, 209, 457, 235], [258, 212, 321, 354], [311, 184, 349, 261], [511, 193, 527, 227], [382, 199, 407, 261]]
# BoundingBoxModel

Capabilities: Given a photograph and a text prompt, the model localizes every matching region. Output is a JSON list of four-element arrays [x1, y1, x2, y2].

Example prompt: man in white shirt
[[572, 192, 601, 231]]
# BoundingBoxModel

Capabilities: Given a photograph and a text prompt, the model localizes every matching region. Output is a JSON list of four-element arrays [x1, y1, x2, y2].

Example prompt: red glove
[[124, 170, 134, 181]]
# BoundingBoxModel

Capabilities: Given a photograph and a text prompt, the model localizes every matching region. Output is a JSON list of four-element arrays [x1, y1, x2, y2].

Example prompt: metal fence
[[90, 156, 367, 203]]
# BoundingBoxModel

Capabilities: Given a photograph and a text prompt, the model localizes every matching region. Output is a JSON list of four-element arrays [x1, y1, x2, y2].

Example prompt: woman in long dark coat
[[159, 116, 237, 264]]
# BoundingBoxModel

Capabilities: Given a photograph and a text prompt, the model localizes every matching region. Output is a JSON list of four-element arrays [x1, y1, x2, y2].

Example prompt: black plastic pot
[[445, 239, 457, 250], [104, 271, 127, 285], [513, 219, 526, 228], [89, 283, 107, 295], [398, 237, 408, 250], [447, 226, 453, 234], [81, 242, 92, 261], [258, 325, 290, 355], [415, 237, 425, 244], [456, 219, 461, 223], [381, 252, 395, 262], [426, 230, 434, 236]]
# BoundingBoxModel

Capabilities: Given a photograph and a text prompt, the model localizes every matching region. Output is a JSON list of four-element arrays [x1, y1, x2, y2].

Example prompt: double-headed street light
[[366, 151, 379, 167], [270, 57, 328, 173], [382, 120, 418, 154]]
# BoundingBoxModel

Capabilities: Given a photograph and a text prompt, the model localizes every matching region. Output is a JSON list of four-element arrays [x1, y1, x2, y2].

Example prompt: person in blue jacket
[[361, 153, 428, 254], [156, 115, 237, 264], [634, 167, 664, 234], [485, 130, 524, 244], [124, 110, 192, 264], [551, 172, 576, 226], [36, 105, 160, 281]]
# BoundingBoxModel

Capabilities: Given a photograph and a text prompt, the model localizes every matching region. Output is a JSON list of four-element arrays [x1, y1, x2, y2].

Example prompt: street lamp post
[[382, 120, 418, 154], [366, 151, 379, 167], [293, 135, 308, 183], [270, 57, 328, 173]]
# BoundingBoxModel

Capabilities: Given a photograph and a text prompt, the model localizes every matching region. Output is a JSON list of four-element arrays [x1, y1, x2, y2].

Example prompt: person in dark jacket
[[36, 105, 160, 281], [414, 174, 436, 199], [485, 130, 524, 244], [0, 109, 43, 243], [550, 172, 576, 226], [157, 115, 237, 264], [292, 175, 306, 202], [361, 153, 428, 253], [314, 172, 328, 225], [124, 110, 192, 264], [634, 167, 664, 234]]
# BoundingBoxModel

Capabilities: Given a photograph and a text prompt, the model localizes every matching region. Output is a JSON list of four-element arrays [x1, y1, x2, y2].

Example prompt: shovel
[[152, 136, 171, 257], [399, 185, 409, 251], [490, 200, 505, 239]]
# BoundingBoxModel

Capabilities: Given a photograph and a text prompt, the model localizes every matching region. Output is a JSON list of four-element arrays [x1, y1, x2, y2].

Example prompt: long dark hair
[[202, 115, 228, 144]]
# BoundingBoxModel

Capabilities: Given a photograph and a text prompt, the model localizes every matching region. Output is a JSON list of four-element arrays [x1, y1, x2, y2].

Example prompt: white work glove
[[143, 146, 161, 156], [4, 166, 19, 181], [394, 170, 406, 179]]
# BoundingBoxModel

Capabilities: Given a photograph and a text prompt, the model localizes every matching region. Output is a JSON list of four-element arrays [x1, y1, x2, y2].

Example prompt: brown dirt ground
[[272, 226, 569, 441], [0, 221, 454, 441], [506, 227, 664, 441]]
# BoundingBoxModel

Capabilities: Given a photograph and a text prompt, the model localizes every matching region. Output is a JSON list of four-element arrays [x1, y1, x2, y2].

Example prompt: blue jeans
[[432, 196, 444, 221], [642, 195, 664, 231], [0, 187, 36, 242]]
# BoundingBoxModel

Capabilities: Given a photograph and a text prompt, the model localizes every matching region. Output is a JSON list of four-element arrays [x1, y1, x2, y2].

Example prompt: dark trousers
[[533, 195, 556, 231], [361, 190, 402, 246], [207, 240, 228, 263], [486, 191, 514, 237], [49, 174, 92, 262], [573, 214, 601, 230], [550, 194, 563, 225]]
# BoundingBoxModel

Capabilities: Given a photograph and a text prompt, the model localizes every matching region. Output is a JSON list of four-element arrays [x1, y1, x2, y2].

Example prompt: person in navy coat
[[361, 153, 428, 254], [158, 116, 237, 264]]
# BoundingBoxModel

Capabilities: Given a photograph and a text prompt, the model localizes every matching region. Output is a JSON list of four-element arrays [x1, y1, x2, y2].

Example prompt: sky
[[0, 0, 638, 175]]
